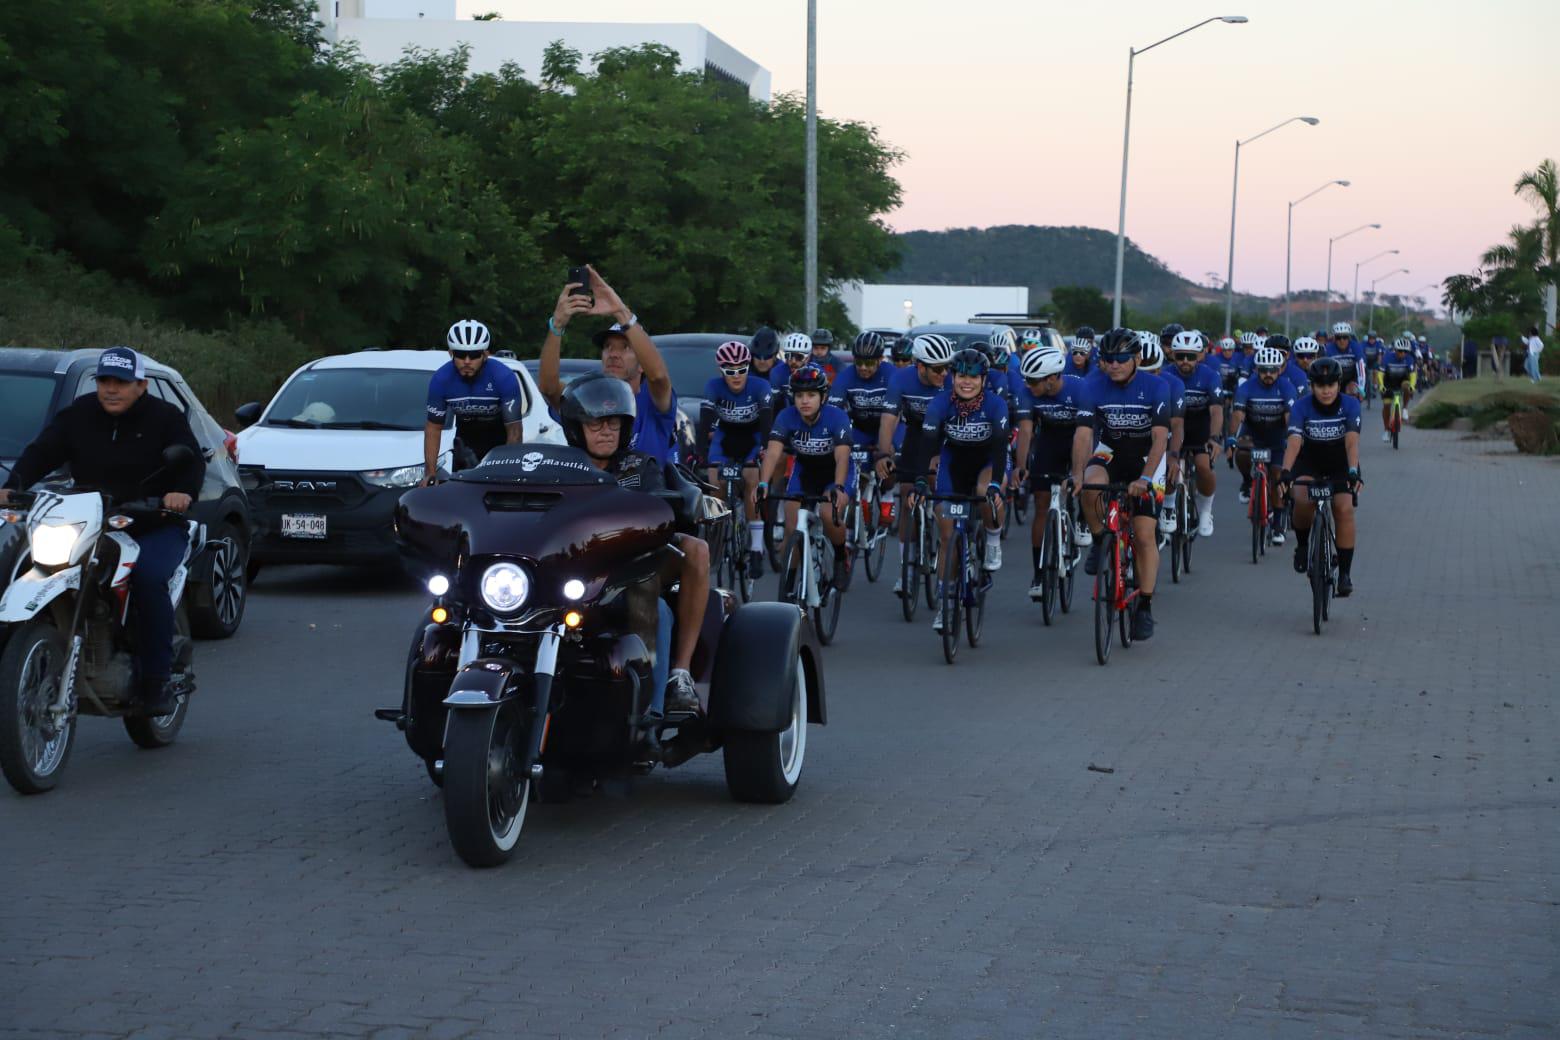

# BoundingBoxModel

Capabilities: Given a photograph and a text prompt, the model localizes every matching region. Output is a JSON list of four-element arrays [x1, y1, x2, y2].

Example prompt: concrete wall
[[840, 283, 1031, 330]]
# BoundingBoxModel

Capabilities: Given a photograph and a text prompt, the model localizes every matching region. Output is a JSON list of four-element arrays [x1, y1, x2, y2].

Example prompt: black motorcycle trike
[[381, 444, 826, 867]]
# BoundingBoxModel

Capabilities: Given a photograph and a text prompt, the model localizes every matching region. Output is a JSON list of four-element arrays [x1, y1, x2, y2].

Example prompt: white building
[[317, 1, 771, 101], [840, 283, 1031, 331]]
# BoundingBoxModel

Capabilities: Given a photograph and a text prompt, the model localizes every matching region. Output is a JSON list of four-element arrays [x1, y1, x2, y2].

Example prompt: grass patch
[[1409, 378, 1560, 431]]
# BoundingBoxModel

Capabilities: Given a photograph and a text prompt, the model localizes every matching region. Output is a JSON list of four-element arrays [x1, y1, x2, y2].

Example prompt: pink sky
[[493, 1, 1560, 308]]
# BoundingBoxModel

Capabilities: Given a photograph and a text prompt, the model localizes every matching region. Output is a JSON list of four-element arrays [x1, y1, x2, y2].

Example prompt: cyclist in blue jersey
[[749, 326, 782, 386], [768, 332, 814, 412], [539, 267, 681, 465], [1227, 346, 1296, 543], [1169, 331, 1225, 536], [1324, 322, 1365, 395], [1072, 327, 1172, 640], [702, 340, 773, 575], [1292, 336, 1322, 388], [889, 335, 917, 370], [1013, 344, 1085, 598], [832, 331, 896, 530], [757, 365, 854, 587], [422, 319, 523, 485], [877, 334, 955, 594], [1068, 330, 1096, 376], [1138, 334, 1186, 536], [809, 328, 838, 381], [1238, 331, 1260, 373], [1278, 357, 1363, 594], [918, 348, 1011, 630], [1375, 338, 1419, 438], [1264, 335, 1308, 396]]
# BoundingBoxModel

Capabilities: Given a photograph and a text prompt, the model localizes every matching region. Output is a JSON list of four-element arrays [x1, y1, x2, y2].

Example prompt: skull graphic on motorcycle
[[520, 452, 545, 473]]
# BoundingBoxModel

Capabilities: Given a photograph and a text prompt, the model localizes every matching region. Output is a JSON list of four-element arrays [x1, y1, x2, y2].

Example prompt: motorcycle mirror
[[234, 402, 262, 427], [162, 444, 197, 469]]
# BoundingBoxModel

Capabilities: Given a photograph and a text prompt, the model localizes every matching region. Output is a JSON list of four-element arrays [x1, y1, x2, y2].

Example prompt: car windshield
[[660, 350, 717, 399], [263, 368, 429, 430], [0, 373, 59, 457]]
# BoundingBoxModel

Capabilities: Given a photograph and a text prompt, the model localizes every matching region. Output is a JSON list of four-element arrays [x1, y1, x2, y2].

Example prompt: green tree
[[1514, 158, 1558, 328], [1049, 286, 1112, 330]]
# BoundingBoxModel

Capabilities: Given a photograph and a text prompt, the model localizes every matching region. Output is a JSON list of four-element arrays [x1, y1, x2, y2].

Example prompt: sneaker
[[1381, 430, 1391, 443], [1084, 541, 1104, 576], [1238, 480, 1251, 504], [1293, 542, 1308, 573], [1028, 576, 1044, 601], [1336, 572, 1353, 597], [893, 575, 904, 594], [1159, 507, 1177, 534], [664, 669, 700, 715], [1074, 522, 1093, 547], [1131, 602, 1155, 640], [1197, 507, 1214, 538], [931, 603, 944, 632], [749, 551, 765, 579], [983, 533, 1002, 571], [1402, 408, 1411, 422], [1270, 529, 1285, 547]]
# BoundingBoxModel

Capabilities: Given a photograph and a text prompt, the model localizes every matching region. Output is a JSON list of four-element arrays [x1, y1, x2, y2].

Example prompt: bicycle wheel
[[777, 531, 804, 606], [729, 500, 754, 604], [764, 492, 785, 569], [1182, 500, 1193, 574], [899, 508, 919, 623], [864, 484, 887, 582], [1093, 533, 1115, 666], [1310, 525, 1327, 635], [941, 570, 962, 664], [1039, 522, 1057, 627], [814, 571, 842, 646], [922, 515, 939, 610], [1058, 511, 1076, 614], [965, 531, 985, 648], [1391, 410, 1400, 450]]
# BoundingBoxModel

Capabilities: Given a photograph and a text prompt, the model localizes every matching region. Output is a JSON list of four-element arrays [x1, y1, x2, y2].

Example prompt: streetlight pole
[[1368, 268, 1410, 338], [804, 0, 818, 332], [1223, 116, 1320, 336], [1352, 249, 1400, 329], [1284, 179, 1349, 337], [1112, 15, 1248, 328], [1325, 222, 1380, 328]]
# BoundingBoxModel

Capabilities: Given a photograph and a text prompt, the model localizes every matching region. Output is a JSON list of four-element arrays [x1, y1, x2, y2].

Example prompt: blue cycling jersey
[[1288, 393, 1362, 472], [1016, 374, 1083, 476], [829, 363, 893, 446], [769, 403, 853, 493], [1155, 369, 1187, 420], [1380, 353, 1416, 388], [1174, 363, 1222, 441], [703, 374, 772, 464], [1074, 370, 1172, 461], [1067, 351, 1095, 378], [425, 358, 523, 460], [922, 387, 1010, 493], [1233, 374, 1297, 443], [884, 366, 946, 430]]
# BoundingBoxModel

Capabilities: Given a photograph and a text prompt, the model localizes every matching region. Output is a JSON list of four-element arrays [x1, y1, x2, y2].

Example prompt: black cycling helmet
[[851, 330, 885, 360], [559, 373, 637, 460], [1074, 325, 1096, 342], [1159, 322, 1184, 343], [788, 364, 830, 395], [1265, 334, 1291, 354], [1097, 326, 1139, 355], [951, 347, 991, 377], [810, 328, 834, 347], [890, 334, 916, 362], [749, 326, 779, 361], [1307, 356, 1344, 385]]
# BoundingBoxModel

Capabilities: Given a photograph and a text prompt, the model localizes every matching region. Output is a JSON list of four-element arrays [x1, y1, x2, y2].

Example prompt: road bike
[[1032, 475, 1078, 626], [844, 449, 890, 583], [927, 491, 997, 664], [1292, 478, 1357, 635], [1247, 447, 1274, 565], [1083, 482, 1140, 666], [713, 462, 756, 602], [1386, 387, 1405, 450], [773, 492, 844, 645], [897, 485, 938, 622], [1166, 455, 1200, 584]]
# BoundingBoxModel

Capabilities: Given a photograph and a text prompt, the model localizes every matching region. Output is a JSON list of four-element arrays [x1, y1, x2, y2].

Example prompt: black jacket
[[4, 393, 205, 516]]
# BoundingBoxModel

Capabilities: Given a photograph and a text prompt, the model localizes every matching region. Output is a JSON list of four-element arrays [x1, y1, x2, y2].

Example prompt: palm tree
[[1514, 159, 1558, 330]]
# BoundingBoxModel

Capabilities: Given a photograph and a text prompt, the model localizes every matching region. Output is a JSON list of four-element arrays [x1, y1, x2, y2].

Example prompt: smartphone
[[567, 265, 592, 300]]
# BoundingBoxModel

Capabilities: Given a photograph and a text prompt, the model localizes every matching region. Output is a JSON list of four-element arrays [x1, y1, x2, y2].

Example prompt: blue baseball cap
[[96, 346, 145, 381]]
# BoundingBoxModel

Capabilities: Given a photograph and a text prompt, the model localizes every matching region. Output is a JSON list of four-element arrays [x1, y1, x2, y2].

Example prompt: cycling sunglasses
[[1256, 365, 1283, 374], [719, 364, 750, 377], [450, 349, 485, 361], [1098, 352, 1135, 364]]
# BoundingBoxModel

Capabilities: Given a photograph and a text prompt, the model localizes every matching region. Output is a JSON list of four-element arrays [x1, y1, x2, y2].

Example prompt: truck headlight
[[32, 522, 84, 567], [479, 562, 529, 614], [362, 464, 425, 489]]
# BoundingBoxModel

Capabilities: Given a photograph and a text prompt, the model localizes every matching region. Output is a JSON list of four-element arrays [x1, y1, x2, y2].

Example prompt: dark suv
[[0, 348, 252, 638]]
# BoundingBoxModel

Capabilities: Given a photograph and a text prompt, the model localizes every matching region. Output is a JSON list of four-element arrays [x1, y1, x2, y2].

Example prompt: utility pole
[[804, 0, 818, 332]]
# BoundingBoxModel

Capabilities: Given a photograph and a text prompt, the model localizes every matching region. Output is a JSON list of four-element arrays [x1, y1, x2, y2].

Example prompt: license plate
[[281, 513, 327, 539], [719, 464, 743, 480], [1308, 484, 1333, 501], [945, 501, 971, 519], [1250, 449, 1271, 463]]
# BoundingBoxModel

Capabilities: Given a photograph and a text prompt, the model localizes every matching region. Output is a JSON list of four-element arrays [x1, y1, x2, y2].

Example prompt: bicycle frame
[[775, 494, 829, 610]]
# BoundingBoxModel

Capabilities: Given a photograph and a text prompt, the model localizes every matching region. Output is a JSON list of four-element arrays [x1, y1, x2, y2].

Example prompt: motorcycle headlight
[[32, 522, 84, 567], [362, 464, 425, 489], [479, 562, 529, 614]]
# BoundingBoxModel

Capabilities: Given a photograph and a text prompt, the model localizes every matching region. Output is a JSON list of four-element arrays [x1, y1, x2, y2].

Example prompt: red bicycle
[[1083, 482, 1140, 665], [1247, 446, 1273, 564]]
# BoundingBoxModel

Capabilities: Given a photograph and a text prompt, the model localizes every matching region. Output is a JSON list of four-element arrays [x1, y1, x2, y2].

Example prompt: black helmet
[[1074, 325, 1096, 342], [1265, 334, 1291, 354], [890, 335, 916, 362], [559, 373, 637, 460], [852, 330, 885, 360], [811, 328, 834, 347], [1159, 322, 1184, 343], [1307, 356, 1344, 385], [1098, 327, 1139, 355], [951, 347, 990, 377], [788, 364, 830, 395], [749, 326, 779, 360], [1254, 326, 1270, 337]]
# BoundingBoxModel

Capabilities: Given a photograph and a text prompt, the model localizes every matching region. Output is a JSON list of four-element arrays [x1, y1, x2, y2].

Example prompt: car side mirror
[[234, 402, 262, 427]]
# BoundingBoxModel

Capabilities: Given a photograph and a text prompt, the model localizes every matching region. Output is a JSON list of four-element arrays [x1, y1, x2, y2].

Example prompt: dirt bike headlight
[[479, 562, 529, 614], [31, 522, 84, 567]]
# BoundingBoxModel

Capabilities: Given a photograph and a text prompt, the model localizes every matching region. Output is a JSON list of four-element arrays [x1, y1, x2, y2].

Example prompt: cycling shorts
[[786, 458, 855, 499], [708, 427, 761, 466], [1027, 437, 1073, 484], [1087, 446, 1165, 511]]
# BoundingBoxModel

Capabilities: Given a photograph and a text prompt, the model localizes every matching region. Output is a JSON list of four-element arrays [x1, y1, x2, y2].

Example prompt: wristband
[[547, 316, 564, 337], [621, 312, 640, 330]]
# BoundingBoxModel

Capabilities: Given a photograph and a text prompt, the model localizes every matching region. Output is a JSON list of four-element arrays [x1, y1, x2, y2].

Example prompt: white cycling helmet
[[989, 326, 1017, 353], [1392, 336, 1414, 351], [1021, 328, 1042, 347], [1169, 330, 1203, 356], [447, 319, 492, 352], [1331, 321, 1352, 336], [1293, 336, 1322, 357], [781, 331, 813, 359], [1254, 346, 1285, 369], [1136, 332, 1164, 371], [912, 333, 956, 366], [1239, 331, 1261, 348], [1218, 336, 1237, 351], [1020, 345, 1066, 380]]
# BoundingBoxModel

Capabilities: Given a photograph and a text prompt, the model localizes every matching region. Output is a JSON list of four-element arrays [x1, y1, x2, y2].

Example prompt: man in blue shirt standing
[[423, 319, 523, 484], [538, 267, 681, 466]]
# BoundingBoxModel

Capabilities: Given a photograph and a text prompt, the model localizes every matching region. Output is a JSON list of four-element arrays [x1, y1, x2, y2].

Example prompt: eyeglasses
[[450, 350, 485, 361], [1098, 353, 1134, 364], [1256, 366, 1282, 374], [719, 365, 749, 377]]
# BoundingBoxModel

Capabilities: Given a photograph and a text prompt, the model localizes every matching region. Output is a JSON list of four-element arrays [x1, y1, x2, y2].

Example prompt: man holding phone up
[[538, 266, 681, 466]]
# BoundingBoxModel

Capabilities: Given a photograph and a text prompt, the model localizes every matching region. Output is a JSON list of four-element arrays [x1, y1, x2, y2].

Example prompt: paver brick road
[[2, 428, 1556, 1039]]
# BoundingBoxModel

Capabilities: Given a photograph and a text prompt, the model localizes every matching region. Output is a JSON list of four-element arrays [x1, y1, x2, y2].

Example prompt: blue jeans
[[648, 599, 673, 716], [1525, 353, 1541, 382], [129, 525, 188, 689]]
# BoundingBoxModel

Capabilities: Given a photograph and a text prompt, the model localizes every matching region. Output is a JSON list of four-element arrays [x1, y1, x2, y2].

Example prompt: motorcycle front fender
[[443, 658, 530, 708], [0, 566, 81, 624]]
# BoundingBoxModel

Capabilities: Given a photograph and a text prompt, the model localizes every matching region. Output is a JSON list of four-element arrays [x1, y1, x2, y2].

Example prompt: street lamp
[[1325, 223, 1380, 328], [1111, 14, 1248, 327], [1402, 282, 1438, 325], [1284, 179, 1349, 337], [1222, 115, 1321, 335], [1368, 268, 1410, 338], [1352, 248, 1400, 329], [804, 0, 818, 332]]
